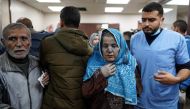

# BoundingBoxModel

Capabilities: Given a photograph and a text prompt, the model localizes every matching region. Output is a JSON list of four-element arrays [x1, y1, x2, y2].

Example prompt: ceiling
[[17, 0, 189, 15]]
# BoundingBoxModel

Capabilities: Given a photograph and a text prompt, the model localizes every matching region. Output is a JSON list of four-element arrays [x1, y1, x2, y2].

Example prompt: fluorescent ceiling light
[[166, 0, 189, 5], [138, 8, 173, 13], [105, 7, 124, 13], [48, 6, 64, 12], [138, 9, 142, 13], [36, 0, 61, 3], [106, 0, 130, 4]]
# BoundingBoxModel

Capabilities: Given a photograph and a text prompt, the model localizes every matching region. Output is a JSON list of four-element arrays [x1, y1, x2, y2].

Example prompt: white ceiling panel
[[17, 0, 189, 15]]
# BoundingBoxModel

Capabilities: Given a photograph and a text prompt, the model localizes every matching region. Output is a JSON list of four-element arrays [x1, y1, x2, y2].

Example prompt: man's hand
[[42, 72, 49, 86], [154, 70, 180, 84], [100, 63, 116, 77], [38, 72, 49, 87]]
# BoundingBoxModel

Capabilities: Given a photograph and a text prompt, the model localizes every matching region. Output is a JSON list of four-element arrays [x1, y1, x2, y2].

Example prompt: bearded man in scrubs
[[130, 2, 190, 109]]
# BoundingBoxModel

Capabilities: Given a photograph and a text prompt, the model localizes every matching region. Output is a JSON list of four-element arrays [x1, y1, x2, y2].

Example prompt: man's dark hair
[[142, 2, 163, 16], [173, 20, 187, 34], [16, 17, 33, 28], [60, 6, 80, 28], [123, 31, 133, 38]]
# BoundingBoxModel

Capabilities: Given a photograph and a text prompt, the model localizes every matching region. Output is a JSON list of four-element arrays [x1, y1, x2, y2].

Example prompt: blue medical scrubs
[[180, 35, 190, 90], [130, 29, 190, 109]]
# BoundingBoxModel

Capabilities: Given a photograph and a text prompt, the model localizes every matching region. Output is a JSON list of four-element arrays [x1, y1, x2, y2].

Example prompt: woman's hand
[[100, 63, 116, 77]]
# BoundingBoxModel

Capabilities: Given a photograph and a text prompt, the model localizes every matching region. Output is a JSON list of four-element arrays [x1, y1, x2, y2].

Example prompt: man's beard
[[143, 27, 159, 36], [7, 49, 29, 59]]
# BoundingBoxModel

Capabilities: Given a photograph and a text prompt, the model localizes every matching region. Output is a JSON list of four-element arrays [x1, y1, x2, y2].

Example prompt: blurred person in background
[[89, 32, 100, 48], [0, 41, 5, 55], [16, 17, 54, 57], [172, 19, 190, 109], [123, 31, 133, 49]]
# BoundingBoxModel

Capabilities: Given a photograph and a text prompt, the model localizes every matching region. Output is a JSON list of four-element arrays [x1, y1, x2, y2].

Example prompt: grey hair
[[89, 33, 99, 40], [89, 33, 100, 46], [2, 23, 31, 39]]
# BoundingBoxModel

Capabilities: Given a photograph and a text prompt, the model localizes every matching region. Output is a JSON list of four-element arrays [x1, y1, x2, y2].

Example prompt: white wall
[[44, 13, 60, 31], [178, 13, 188, 22], [162, 5, 178, 30], [10, 0, 45, 31], [81, 14, 141, 33], [44, 10, 177, 33], [2, 0, 10, 29], [44, 13, 142, 33], [0, 0, 2, 33], [9, 0, 178, 33]]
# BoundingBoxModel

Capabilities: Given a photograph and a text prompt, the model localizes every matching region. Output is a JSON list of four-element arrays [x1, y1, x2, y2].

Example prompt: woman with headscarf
[[89, 33, 100, 48], [82, 28, 141, 109]]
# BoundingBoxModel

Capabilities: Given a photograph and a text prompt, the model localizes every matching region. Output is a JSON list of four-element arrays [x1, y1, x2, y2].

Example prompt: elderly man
[[0, 23, 48, 109], [16, 17, 53, 57]]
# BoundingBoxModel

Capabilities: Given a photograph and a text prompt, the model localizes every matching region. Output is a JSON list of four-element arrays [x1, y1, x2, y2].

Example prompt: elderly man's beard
[[6, 48, 30, 59]]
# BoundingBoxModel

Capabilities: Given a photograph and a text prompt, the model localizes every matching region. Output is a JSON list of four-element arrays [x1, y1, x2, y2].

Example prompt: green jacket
[[40, 28, 92, 109]]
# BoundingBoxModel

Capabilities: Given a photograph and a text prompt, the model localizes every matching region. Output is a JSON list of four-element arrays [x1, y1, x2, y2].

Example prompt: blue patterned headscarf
[[83, 28, 137, 105]]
